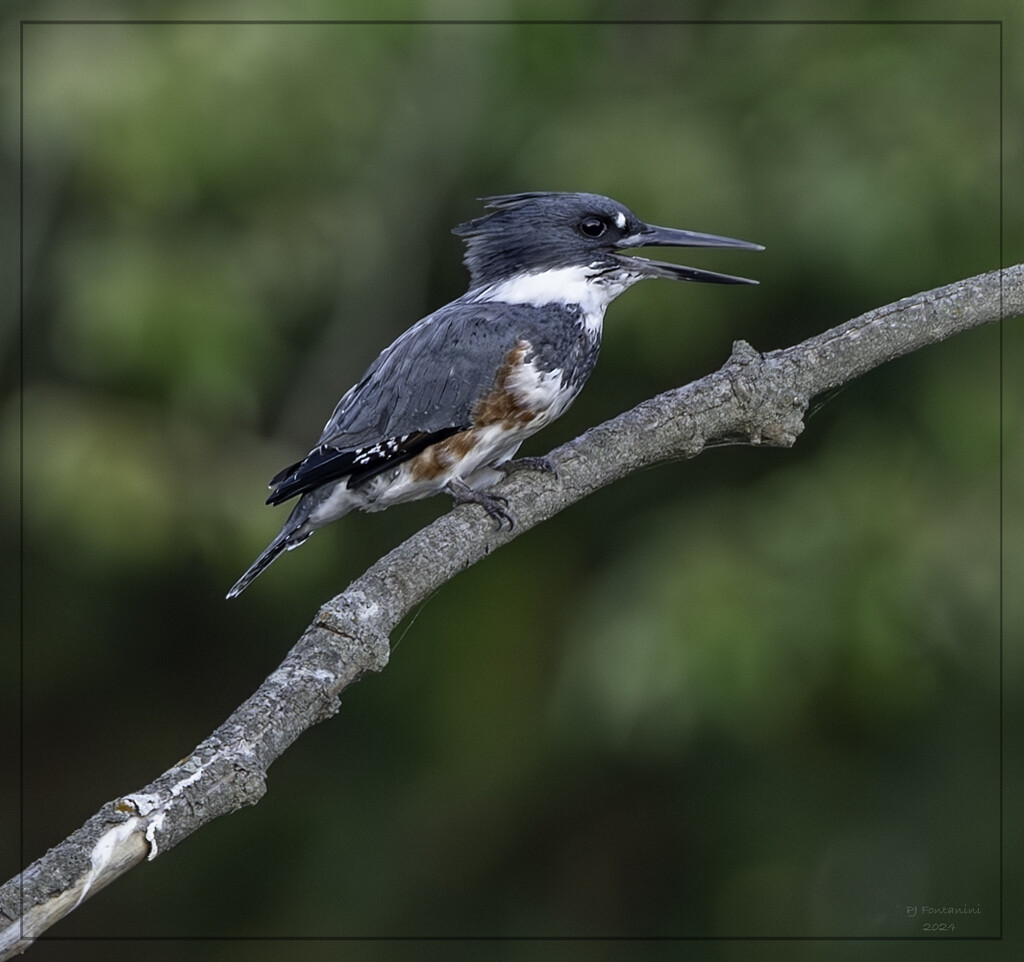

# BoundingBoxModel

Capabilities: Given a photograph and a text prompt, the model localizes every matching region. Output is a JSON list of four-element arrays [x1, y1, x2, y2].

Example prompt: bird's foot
[[497, 455, 558, 478], [446, 478, 515, 530]]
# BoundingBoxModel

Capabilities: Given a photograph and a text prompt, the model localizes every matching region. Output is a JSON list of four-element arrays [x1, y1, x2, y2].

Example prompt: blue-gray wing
[[267, 299, 540, 504]]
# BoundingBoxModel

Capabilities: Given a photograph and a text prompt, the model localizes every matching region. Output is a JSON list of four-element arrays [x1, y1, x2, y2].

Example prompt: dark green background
[[4, 5, 1021, 960]]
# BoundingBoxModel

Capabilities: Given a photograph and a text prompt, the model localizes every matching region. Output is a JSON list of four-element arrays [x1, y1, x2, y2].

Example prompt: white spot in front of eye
[[614, 211, 626, 230]]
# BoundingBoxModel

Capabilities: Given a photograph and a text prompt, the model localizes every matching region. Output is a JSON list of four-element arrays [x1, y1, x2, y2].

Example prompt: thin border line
[[18, 16, 26, 948], [19, 16, 1003, 946], [16, 18, 1006, 25], [24, 934, 1006, 943], [997, 17, 1005, 945]]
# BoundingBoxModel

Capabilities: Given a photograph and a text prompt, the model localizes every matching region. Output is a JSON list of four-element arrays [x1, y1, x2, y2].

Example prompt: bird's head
[[453, 191, 762, 289]]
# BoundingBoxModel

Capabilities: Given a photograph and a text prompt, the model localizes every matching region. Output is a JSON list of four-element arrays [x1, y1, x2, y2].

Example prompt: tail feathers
[[226, 526, 311, 599], [228, 482, 361, 598]]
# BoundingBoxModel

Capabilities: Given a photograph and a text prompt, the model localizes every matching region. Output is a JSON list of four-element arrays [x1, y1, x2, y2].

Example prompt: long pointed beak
[[616, 223, 764, 285]]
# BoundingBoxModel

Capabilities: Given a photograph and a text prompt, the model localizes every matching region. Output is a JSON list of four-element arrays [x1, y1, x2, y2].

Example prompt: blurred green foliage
[[3, 5, 1021, 958]]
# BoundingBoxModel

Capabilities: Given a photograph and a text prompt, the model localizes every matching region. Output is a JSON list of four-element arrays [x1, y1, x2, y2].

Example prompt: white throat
[[472, 265, 639, 335]]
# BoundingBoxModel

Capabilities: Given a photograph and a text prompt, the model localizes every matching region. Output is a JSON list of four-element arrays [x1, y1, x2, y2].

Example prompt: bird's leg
[[496, 455, 558, 477], [446, 477, 515, 530]]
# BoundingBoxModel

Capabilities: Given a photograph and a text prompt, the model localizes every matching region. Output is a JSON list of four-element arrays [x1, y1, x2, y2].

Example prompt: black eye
[[579, 216, 607, 238]]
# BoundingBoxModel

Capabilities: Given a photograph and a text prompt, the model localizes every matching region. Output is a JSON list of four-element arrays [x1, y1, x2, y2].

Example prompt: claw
[[446, 478, 515, 529]]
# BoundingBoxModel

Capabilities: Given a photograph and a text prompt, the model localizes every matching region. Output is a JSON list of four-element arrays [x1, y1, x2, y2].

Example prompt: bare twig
[[2, 264, 1019, 957]]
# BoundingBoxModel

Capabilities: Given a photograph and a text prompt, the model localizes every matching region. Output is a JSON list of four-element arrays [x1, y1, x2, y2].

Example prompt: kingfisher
[[227, 191, 761, 597]]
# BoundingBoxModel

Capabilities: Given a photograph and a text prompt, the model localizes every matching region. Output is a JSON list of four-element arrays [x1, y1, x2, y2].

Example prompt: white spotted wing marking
[[349, 434, 413, 469]]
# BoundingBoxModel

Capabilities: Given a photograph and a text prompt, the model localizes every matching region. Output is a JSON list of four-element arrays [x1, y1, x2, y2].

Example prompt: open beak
[[615, 223, 764, 285]]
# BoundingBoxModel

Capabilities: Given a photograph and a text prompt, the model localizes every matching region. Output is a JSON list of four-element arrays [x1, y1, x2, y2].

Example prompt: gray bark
[[2, 264, 1019, 957]]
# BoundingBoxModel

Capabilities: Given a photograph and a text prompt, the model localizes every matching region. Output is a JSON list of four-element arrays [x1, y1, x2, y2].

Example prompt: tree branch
[[2, 264, 1019, 957]]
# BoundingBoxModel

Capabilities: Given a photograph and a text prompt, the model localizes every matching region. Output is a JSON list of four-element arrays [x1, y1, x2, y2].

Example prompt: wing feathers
[[267, 427, 463, 505], [264, 299, 578, 505]]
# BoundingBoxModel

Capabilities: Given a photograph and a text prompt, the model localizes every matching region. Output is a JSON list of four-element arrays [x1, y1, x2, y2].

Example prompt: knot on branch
[[724, 339, 807, 447], [315, 591, 392, 673]]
